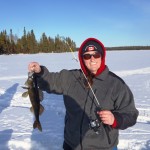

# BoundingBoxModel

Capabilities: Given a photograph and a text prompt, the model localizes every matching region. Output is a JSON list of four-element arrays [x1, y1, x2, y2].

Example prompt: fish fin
[[30, 105, 44, 115], [39, 104, 44, 115], [22, 91, 29, 97], [30, 107, 34, 113], [33, 121, 42, 132], [38, 89, 44, 101]]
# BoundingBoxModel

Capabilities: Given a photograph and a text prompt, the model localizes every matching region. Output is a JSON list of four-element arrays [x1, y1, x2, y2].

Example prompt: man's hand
[[28, 62, 41, 73], [97, 110, 115, 125]]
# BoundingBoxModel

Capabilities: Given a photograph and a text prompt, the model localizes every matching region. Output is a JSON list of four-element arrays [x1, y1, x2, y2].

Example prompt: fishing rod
[[60, 36, 101, 107]]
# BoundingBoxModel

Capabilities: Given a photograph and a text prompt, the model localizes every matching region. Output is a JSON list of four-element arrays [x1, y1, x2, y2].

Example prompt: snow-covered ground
[[0, 50, 150, 150]]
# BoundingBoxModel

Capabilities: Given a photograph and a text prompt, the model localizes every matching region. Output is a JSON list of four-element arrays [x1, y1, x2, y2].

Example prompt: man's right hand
[[28, 62, 41, 73]]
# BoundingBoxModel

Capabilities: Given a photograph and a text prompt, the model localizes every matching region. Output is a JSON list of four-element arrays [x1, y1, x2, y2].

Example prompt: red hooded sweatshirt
[[78, 37, 106, 76], [78, 37, 117, 128]]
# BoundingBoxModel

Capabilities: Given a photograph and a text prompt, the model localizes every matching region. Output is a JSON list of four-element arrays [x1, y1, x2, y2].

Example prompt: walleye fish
[[22, 72, 44, 131]]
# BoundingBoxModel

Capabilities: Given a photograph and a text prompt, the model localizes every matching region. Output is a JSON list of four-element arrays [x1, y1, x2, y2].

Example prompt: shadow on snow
[[0, 83, 19, 150], [0, 83, 19, 113]]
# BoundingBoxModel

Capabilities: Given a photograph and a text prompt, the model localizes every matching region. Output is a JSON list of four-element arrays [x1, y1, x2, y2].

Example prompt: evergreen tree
[[26, 30, 38, 53], [48, 36, 55, 52], [54, 34, 66, 52], [39, 33, 52, 53], [21, 27, 28, 53], [8, 29, 17, 54], [65, 37, 76, 52], [0, 30, 10, 54]]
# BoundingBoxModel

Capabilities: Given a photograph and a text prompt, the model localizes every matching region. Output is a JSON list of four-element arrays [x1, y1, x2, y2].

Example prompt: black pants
[[63, 141, 73, 150]]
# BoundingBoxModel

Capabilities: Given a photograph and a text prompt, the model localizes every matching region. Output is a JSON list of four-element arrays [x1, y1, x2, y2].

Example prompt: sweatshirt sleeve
[[35, 66, 71, 94], [112, 83, 139, 130]]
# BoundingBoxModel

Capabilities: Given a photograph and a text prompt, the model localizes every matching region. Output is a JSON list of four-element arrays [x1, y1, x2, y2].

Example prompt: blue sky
[[1, 0, 150, 47]]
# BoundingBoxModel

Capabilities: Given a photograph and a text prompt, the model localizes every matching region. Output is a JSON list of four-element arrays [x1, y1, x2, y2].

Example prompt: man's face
[[82, 51, 101, 74]]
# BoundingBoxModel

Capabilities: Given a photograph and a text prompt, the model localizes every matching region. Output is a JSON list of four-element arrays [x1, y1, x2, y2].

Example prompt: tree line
[[106, 46, 150, 51], [1, 28, 150, 55], [0, 28, 76, 54]]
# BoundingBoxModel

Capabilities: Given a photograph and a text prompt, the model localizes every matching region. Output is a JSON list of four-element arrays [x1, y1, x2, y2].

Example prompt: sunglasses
[[82, 53, 101, 60]]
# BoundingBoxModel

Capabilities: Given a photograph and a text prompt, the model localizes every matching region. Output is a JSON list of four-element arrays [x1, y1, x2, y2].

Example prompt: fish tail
[[33, 121, 42, 132]]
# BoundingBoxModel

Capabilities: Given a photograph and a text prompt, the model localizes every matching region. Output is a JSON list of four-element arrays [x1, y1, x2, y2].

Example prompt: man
[[28, 38, 139, 150]]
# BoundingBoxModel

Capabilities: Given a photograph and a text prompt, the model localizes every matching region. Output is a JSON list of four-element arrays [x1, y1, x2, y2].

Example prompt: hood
[[78, 38, 106, 76]]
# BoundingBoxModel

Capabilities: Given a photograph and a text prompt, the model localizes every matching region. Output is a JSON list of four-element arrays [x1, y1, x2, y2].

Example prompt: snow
[[0, 50, 150, 150]]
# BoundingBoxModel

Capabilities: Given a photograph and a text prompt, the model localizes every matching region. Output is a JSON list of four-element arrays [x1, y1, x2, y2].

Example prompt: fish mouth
[[22, 85, 30, 89]]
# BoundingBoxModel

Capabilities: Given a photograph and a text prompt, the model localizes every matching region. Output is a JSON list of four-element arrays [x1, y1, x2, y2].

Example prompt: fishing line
[[61, 36, 100, 107]]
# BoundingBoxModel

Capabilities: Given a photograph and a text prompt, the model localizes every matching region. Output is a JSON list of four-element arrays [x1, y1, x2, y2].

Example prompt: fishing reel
[[89, 118, 101, 134], [89, 107, 102, 134]]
